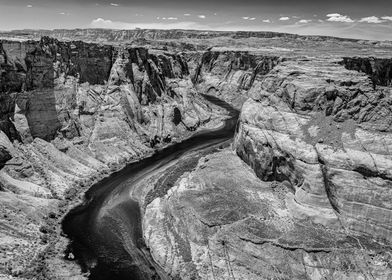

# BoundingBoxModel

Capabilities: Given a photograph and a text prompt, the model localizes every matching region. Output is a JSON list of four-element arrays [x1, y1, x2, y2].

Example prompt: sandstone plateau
[[0, 29, 391, 280]]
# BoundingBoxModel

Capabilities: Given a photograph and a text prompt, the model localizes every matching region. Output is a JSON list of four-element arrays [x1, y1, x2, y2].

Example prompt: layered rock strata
[[1, 33, 392, 280], [143, 150, 391, 279], [234, 57, 392, 243], [193, 50, 281, 107], [142, 56, 392, 279], [0, 37, 228, 278]]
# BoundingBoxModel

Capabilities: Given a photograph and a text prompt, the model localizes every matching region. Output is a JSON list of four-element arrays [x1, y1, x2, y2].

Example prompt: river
[[62, 95, 239, 280]]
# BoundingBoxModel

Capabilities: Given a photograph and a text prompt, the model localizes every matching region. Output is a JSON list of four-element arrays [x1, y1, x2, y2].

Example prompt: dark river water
[[61, 95, 239, 280]]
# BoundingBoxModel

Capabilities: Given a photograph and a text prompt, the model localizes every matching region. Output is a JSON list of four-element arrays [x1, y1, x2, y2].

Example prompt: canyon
[[0, 29, 391, 280]]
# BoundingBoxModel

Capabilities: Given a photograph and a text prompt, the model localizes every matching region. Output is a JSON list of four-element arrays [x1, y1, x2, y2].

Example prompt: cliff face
[[341, 57, 392, 87], [1, 33, 392, 280], [234, 58, 392, 243], [193, 50, 281, 107], [142, 55, 392, 279], [0, 37, 228, 278]]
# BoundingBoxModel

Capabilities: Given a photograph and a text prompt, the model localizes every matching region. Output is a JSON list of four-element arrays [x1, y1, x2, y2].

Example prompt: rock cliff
[[193, 50, 281, 108], [0, 32, 392, 280], [234, 57, 392, 242], [142, 55, 392, 279], [0, 37, 228, 278]]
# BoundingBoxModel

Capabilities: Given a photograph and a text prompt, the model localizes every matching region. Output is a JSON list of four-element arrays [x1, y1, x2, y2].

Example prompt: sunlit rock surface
[[0, 37, 228, 277], [0, 30, 392, 279], [144, 150, 391, 280]]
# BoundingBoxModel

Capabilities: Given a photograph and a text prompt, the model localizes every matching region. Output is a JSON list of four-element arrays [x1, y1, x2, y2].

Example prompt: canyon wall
[[143, 55, 392, 279], [234, 57, 392, 243], [0, 37, 227, 278], [1, 33, 392, 280]]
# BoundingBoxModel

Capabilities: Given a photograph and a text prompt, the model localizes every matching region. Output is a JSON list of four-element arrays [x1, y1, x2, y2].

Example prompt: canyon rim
[[1, 1, 392, 280]]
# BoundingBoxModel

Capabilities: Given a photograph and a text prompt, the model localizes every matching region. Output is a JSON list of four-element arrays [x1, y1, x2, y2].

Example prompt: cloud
[[167, 17, 178, 20], [326, 13, 354, 23], [279, 17, 290, 21], [184, 13, 191, 16], [262, 19, 271, 23], [26, 4, 33, 8], [242, 16, 256, 21], [298, 19, 312, 24], [198, 15, 206, 19], [359, 16, 384, 23], [90, 18, 209, 30], [110, 3, 119, 6], [381, 16, 392, 21]]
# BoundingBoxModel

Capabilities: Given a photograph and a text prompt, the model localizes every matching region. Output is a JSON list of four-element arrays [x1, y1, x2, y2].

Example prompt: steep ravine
[[1, 36, 279, 279], [141, 57, 392, 279], [61, 94, 239, 280], [1, 34, 392, 280]]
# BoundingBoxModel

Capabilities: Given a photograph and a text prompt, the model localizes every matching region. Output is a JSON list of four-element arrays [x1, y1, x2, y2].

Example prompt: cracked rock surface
[[234, 57, 392, 243], [0, 30, 392, 280], [143, 150, 391, 280], [142, 56, 392, 279], [0, 37, 228, 278]]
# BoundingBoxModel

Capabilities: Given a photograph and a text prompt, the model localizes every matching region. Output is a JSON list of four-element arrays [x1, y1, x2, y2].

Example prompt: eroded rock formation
[[143, 150, 391, 279], [193, 50, 281, 107], [0, 37, 228, 278], [341, 57, 392, 86], [234, 58, 392, 242], [0, 32, 392, 280], [142, 56, 392, 279]]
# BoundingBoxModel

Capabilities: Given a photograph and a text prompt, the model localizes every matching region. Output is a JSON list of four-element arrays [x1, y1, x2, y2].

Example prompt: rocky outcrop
[[341, 57, 392, 86], [193, 50, 281, 107], [1, 33, 392, 280], [234, 57, 392, 243], [0, 37, 230, 278], [0, 131, 13, 167], [143, 150, 391, 280], [141, 55, 392, 280]]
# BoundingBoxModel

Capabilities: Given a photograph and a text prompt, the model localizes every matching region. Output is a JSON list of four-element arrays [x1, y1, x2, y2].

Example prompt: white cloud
[[90, 18, 209, 30], [326, 13, 354, 23], [26, 4, 33, 8], [242, 16, 256, 21], [298, 19, 312, 24], [110, 3, 119, 6], [359, 16, 384, 23], [184, 13, 191, 16], [198, 15, 206, 19], [167, 17, 178, 20], [381, 16, 392, 21], [279, 17, 290, 21], [262, 19, 271, 23]]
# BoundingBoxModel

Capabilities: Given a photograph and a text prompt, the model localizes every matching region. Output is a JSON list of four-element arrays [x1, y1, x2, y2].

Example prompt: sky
[[1, 0, 392, 40]]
